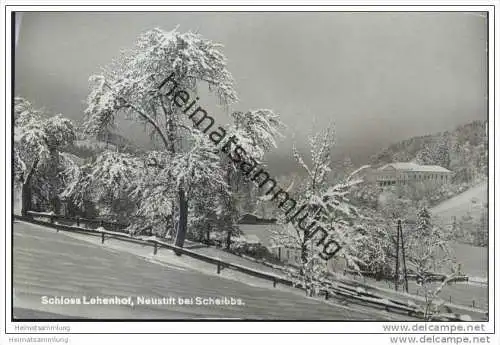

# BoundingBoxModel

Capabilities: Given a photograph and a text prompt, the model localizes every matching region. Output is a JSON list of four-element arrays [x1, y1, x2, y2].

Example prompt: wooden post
[[278, 247, 281, 261], [217, 262, 221, 274], [273, 279, 277, 288], [153, 242, 158, 255], [76, 217, 80, 227], [101, 232, 105, 244]]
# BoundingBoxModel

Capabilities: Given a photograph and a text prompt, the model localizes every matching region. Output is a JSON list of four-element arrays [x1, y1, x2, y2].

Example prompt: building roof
[[238, 213, 277, 225], [378, 162, 452, 173]]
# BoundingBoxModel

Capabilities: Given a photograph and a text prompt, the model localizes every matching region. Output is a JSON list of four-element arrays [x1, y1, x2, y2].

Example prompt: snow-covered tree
[[405, 209, 455, 316], [270, 125, 365, 295], [353, 209, 394, 279], [83, 27, 237, 248], [475, 202, 488, 246], [416, 270, 461, 320], [79, 27, 285, 249], [219, 109, 285, 248], [61, 151, 144, 221], [416, 207, 432, 234], [430, 136, 451, 169], [415, 146, 434, 165], [14, 97, 76, 215], [416, 137, 450, 169], [378, 191, 417, 222]]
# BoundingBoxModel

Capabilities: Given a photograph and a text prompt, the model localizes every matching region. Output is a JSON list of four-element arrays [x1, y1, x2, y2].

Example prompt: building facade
[[360, 162, 453, 187]]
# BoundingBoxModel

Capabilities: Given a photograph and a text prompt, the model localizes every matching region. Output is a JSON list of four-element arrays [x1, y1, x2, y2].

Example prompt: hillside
[[63, 131, 144, 159], [370, 120, 488, 185], [431, 182, 487, 223], [14, 221, 401, 320], [431, 181, 488, 249]]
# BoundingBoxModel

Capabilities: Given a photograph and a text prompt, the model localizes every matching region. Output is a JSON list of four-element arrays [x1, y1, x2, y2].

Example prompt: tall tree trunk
[[225, 230, 232, 250], [48, 148, 61, 214], [21, 158, 39, 216], [161, 102, 190, 251], [21, 180, 32, 216], [174, 186, 188, 253]]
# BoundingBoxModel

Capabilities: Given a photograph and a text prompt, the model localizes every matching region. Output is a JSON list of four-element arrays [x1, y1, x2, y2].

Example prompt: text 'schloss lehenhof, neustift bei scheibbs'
[[41, 295, 245, 307]]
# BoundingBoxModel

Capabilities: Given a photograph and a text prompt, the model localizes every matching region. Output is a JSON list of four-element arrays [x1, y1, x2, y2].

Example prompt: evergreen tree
[[415, 146, 434, 165], [416, 207, 432, 234], [430, 136, 451, 168]]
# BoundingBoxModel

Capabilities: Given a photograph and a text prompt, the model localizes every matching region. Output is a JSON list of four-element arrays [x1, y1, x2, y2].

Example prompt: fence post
[[101, 232, 105, 244], [472, 300, 475, 308], [154, 242, 158, 255], [217, 262, 221, 274], [273, 279, 277, 288], [100, 220, 104, 228], [76, 217, 80, 227]]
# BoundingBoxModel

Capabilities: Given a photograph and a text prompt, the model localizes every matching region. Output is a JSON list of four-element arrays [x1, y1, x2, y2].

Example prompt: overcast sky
[[14, 11, 487, 171]]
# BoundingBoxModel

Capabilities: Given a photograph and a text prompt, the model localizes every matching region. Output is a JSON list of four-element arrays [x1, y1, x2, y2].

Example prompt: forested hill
[[369, 120, 488, 184], [63, 131, 144, 160]]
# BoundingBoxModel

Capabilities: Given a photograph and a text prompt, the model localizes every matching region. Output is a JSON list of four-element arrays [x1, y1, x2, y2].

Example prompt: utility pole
[[394, 220, 400, 291], [399, 219, 409, 293]]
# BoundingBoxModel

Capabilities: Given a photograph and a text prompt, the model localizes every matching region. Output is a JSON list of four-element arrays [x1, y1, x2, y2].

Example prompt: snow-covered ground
[[431, 181, 487, 223], [431, 181, 488, 281], [13, 221, 410, 320]]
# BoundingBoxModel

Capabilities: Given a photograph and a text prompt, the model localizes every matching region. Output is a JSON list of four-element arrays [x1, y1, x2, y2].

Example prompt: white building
[[360, 162, 453, 187]]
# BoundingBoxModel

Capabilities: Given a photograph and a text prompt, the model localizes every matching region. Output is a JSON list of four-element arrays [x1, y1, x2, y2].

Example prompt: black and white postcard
[[2, 2, 499, 344]]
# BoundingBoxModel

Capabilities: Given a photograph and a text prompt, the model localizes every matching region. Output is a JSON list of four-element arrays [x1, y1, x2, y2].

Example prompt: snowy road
[[12, 221, 408, 320]]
